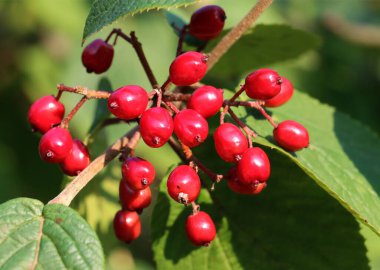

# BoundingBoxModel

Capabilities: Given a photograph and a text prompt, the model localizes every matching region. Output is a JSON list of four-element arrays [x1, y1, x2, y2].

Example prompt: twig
[[57, 84, 110, 99], [220, 85, 246, 124], [227, 108, 256, 147], [60, 96, 88, 128]]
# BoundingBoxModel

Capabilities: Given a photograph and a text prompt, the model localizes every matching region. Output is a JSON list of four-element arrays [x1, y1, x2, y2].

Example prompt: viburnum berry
[[167, 165, 201, 204], [59, 139, 90, 176], [119, 180, 151, 212], [39, 127, 73, 163], [169, 51, 208, 86], [264, 77, 294, 107], [245, 68, 282, 100], [173, 109, 209, 148], [82, 39, 114, 74], [185, 211, 216, 246], [273, 120, 309, 151], [28, 95, 65, 133], [189, 5, 226, 41], [121, 157, 155, 190], [113, 210, 141, 243], [108, 85, 148, 120], [139, 107, 174, 148], [187, 85, 224, 118], [213, 123, 248, 162], [227, 167, 266, 195], [237, 147, 270, 185]]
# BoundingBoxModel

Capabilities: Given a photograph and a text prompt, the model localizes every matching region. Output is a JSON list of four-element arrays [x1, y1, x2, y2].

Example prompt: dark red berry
[[169, 51, 208, 86], [113, 210, 141, 243], [186, 211, 216, 246], [167, 165, 201, 204], [28, 95, 65, 133], [213, 123, 248, 162], [227, 167, 266, 195], [189, 5, 226, 40], [119, 180, 151, 212], [38, 127, 73, 163], [174, 109, 209, 148], [273, 120, 309, 151], [140, 107, 174, 148], [82, 39, 114, 74], [187, 85, 224, 118], [121, 157, 155, 190], [108, 85, 148, 120], [59, 139, 90, 176], [245, 68, 282, 100], [264, 77, 294, 107], [237, 147, 270, 185]]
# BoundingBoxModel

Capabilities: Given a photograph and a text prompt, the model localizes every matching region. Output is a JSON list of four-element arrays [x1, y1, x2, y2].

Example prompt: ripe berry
[[167, 165, 201, 204], [186, 211, 216, 246], [237, 147, 270, 185], [121, 157, 155, 190], [174, 109, 209, 148], [28, 95, 65, 133], [119, 180, 151, 212], [213, 123, 248, 162], [169, 51, 208, 86], [140, 107, 174, 148], [59, 139, 90, 176], [187, 85, 224, 118], [108, 85, 148, 120], [82, 39, 114, 74], [273, 120, 309, 151], [245, 68, 282, 100], [227, 167, 266, 195], [113, 210, 141, 243], [39, 127, 73, 163], [189, 5, 226, 40], [264, 77, 294, 107]]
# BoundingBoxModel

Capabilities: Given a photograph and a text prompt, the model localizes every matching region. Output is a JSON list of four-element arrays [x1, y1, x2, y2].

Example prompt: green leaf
[[83, 0, 203, 43], [0, 198, 104, 269]]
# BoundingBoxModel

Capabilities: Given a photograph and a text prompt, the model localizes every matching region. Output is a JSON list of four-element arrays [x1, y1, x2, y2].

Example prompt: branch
[[57, 84, 110, 99]]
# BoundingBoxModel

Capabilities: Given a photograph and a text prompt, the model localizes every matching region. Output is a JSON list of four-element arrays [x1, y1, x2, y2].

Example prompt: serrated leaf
[[0, 198, 104, 269]]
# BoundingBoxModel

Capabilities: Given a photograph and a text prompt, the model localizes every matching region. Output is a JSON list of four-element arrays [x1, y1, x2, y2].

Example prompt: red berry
[[140, 107, 174, 148], [119, 180, 151, 212], [227, 167, 266, 195], [169, 51, 208, 86], [108, 85, 148, 120], [186, 211, 216, 246], [28, 95, 65, 133], [174, 109, 209, 148], [273, 120, 309, 151], [39, 127, 73, 163], [237, 147, 270, 185], [113, 210, 141, 243], [245, 68, 282, 100], [264, 77, 294, 107], [167, 165, 201, 204], [213, 123, 248, 162], [82, 39, 114, 74], [121, 157, 155, 190], [59, 139, 90, 176], [189, 5, 226, 40], [187, 85, 224, 118]]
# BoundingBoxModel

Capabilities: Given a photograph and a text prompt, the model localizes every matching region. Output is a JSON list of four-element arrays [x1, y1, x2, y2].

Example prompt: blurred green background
[[0, 0, 379, 269]]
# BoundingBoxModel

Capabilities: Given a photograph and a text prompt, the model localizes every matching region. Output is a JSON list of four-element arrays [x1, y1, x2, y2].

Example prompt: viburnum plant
[[1, 0, 380, 269]]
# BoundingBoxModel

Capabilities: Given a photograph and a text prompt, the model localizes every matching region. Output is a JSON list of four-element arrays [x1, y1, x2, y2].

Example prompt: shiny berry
[[264, 77, 294, 107], [187, 85, 224, 118], [189, 5, 226, 40], [38, 127, 73, 163], [237, 147, 270, 185], [169, 51, 208, 86], [140, 107, 174, 148], [167, 165, 201, 204], [119, 180, 151, 212], [213, 123, 248, 162], [28, 95, 65, 133], [108, 85, 148, 120], [245, 68, 282, 100], [59, 139, 90, 176], [227, 167, 266, 195], [186, 211, 216, 246], [122, 157, 155, 190], [273, 120, 309, 151], [82, 39, 114, 74], [174, 109, 209, 148], [113, 210, 141, 243]]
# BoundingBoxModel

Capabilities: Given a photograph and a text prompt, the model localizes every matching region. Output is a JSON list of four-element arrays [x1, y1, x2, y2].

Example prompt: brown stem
[[220, 85, 246, 124], [163, 93, 191, 101], [227, 108, 256, 148], [176, 25, 188, 56], [60, 97, 87, 128], [191, 201, 200, 214], [57, 84, 110, 99], [163, 100, 180, 114]]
